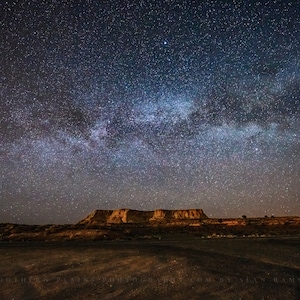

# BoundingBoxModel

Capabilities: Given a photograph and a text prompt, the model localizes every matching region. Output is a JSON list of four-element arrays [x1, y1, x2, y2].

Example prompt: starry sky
[[1, 0, 299, 224]]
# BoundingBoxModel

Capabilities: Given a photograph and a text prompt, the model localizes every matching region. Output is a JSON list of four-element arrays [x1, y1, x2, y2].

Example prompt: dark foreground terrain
[[1, 235, 299, 300]]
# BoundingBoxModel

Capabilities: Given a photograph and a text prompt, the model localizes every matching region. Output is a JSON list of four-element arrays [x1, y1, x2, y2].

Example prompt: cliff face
[[79, 209, 208, 225]]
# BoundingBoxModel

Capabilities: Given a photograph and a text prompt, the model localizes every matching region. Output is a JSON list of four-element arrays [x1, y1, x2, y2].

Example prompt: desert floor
[[0, 235, 299, 300]]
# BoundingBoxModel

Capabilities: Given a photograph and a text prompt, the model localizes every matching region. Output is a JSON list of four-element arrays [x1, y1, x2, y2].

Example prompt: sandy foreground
[[0, 235, 299, 300]]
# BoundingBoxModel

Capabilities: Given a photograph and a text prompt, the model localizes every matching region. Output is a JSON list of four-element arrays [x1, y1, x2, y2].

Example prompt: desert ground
[[1, 235, 299, 300]]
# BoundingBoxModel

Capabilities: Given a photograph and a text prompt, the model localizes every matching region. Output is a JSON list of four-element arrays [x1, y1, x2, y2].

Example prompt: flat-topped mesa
[[79, 209, 208, 225]]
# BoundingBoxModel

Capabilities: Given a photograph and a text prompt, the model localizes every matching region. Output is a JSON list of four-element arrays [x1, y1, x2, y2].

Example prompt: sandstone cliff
[[78, 209, 208, 225]]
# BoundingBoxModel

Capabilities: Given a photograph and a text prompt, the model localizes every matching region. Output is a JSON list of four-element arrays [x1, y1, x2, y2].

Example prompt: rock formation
[[79, 209, 208, 225], [172, 209, 205, 220], [108, 209, 129, 223]]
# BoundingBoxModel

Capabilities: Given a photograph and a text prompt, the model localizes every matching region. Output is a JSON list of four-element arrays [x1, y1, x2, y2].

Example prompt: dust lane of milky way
[[0, 1, 299, 224]]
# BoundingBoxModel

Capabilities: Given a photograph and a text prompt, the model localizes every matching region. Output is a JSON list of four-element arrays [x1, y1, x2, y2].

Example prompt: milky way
[[1, 1, 299, 223]]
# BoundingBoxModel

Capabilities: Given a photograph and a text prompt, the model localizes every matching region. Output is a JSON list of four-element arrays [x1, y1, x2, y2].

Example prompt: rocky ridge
[[78, 209, 208, 225], [1, 210, 300, 242]]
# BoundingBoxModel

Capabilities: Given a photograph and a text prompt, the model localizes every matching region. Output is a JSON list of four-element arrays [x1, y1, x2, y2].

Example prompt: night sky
[[1, 0, 299, 224]]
